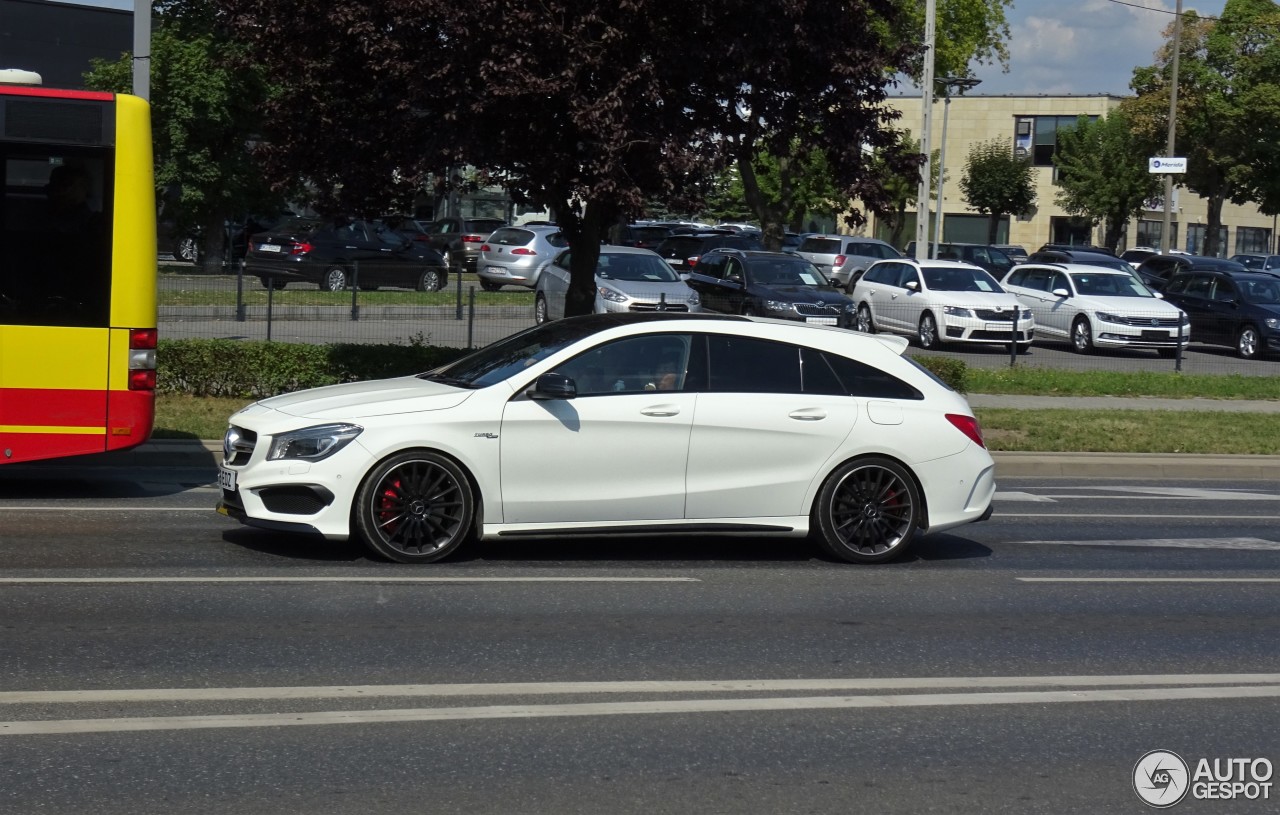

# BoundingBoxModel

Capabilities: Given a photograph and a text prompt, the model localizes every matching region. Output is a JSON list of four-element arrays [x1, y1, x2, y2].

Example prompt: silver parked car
[[534, 245, 701, 323], [477, 225, 567, 291], [795, 234, 901, 293]]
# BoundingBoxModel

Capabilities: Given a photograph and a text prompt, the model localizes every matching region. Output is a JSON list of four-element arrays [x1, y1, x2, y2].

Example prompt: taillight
[[128, 328, 157, 391], [946, 414, 985, 448], [462, 234, 485, 243], [480, 244, 491, 252], [288, 241, 312, 255], [687, 255, 700, 267], [834, 254, 847, 267], [511, 248, 536, 256]]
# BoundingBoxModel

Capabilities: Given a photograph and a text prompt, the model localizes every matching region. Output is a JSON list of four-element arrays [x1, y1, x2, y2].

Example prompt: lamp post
[[1161, 0, 1183, 254], [914, 0, 937, 261], [932, 76, 981, 258]]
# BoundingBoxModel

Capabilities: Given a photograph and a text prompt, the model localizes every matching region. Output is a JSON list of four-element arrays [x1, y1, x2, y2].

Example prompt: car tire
[[322, 266, 348, 291], [1237, 324, 1261, 359], [1156, 348, 1178, 359], [1071, 317, 1094, 354], [480, 279, 501, 292], [417, 269, 443, 292], [353, 450, 476, 564], [534, 293, 549, 324], [1008, 343, 1030, 355], [176, 236, 199, 264], [261, 279, 286, 291], [917, 312, 941, 349], [855, 304, 875, 334], [812, 456, 922, 564]]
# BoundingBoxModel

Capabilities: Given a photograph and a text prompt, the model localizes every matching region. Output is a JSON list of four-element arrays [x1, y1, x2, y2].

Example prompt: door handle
[[788, 409, 827, 421], [641, 405, 680, 417]]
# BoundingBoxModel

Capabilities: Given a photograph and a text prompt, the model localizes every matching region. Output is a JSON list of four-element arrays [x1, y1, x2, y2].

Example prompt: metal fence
[[158, 264, 1280, 378]]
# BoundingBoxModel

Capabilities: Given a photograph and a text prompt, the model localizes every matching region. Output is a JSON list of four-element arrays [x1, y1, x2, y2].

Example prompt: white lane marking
[[1019, 578, 1280, 583], [995, 513, 1280, 520], [0, 577, 699, 585], [0, 507, 211, 511], [1061, 487, 1280, 501], [994, 491, 1056, 502], [6, 685, 1280, 736], [1017, 537, 1280, 551], [4, 674, 1278, 706]]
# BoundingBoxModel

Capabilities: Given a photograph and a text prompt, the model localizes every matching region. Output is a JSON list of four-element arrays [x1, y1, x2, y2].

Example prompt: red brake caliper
[[378, 478, 402, 533]]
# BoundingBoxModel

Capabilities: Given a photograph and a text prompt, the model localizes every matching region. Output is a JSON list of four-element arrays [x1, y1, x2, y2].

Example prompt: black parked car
[[1160, 269, 1280, 359], [1135, 254, 1247, 292], [653, 232, 765, 275], [684, 248, 855, 327], [1028, 249, 1141, 277], [244, 217, 450, 291]]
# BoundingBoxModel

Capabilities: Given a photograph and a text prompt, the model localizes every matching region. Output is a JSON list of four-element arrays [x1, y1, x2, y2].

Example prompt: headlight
[[686, 290, 700, 306], [1021, 307, 1033, 319], [1266, 318, 1280, 330], [843, 302, 855, 314], [1095, 311, 1125, 324], [267, 423, 363, 462], [944, 306, 974, 318], [597, 286, 628, 303], [1179, 312, 1191, 325], [764, 299, 795, 313]]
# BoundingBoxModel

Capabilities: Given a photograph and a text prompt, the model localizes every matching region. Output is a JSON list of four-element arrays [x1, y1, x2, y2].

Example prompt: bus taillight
[[128, 328, 157, 390]]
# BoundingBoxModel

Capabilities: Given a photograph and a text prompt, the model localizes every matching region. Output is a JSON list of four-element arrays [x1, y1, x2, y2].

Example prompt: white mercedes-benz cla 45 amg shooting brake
[[217, 313, 995, 564]]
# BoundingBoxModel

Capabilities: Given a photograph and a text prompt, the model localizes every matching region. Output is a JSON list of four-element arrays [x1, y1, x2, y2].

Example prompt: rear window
[[465, 219, 506, 234], [656, 236, 704, 259], [799, 238, 841, 254], [488, 228, 532, 246]]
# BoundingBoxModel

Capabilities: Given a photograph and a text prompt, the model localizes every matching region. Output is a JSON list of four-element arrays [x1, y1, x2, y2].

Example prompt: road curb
[[14, 441, 1280, 481]]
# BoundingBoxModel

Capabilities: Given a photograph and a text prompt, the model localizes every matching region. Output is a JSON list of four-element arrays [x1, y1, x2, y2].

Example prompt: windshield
[[598, 253, 680, 282], [1071, 273, 1155, 298], [422, 319, 609, 388], [1240, 278, 1280, 305], [748, 258, 832, 287], [922, 266, 1004, 293]]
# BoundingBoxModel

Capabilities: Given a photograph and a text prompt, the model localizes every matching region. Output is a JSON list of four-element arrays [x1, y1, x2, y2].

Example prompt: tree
[[959, 138, 1035, 244], [84, 2, 283, 270], [1128, 0, 1280, 256], [1051, 109, 1162, 251], [704, 144, 845, 240], [218, 0, 920, 316], [865, 133, 939, 250]]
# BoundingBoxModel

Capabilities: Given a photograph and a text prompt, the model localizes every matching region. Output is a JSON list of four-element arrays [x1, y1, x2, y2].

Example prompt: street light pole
[[914, 0, 937, 261], [1160, 0, 1183, 254], [932, 76, 981, 258]]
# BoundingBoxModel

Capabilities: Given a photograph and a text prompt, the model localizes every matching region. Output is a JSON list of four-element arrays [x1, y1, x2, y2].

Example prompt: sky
[[63, 0, 1229, 98]]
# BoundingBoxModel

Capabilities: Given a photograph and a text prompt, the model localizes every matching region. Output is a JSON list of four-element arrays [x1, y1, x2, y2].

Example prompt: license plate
[[259, 243, 282, 253], [806, 317, 838, 325], [218, 466, 237, 491], [986, 323, 1014, 332], [1141, 330, 1168, 339]]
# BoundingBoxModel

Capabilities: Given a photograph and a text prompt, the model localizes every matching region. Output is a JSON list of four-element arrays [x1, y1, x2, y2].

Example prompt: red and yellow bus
[[0, 79, 157, 465]]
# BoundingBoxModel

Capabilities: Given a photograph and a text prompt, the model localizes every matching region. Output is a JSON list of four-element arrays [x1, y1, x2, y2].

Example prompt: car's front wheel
[[855, 304, 875, 334], [176, 236, 199, 264], [1071, 317, 1094, 354], [917, 312, 941, 349], [322, 266, 348, 291], [534, 293, 550, 324], [479, 279, 502, 292], [1237, 324, 1261, 359], [353, 450, 476, 563], [417, 269, 443, 292], [812, 457, 922, 564]]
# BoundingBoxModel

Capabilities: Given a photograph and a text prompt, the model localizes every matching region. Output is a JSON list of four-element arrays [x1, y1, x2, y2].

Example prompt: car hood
[[599, 278, 695, 299], [234, 376, 474, 423], [926, 291, 1020, 308], [752, 284, 850, 303], [1070, 294, 1185, 314]]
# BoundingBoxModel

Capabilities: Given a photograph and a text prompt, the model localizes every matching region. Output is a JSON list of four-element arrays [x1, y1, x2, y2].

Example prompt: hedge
[[157, 338, 966, 398]]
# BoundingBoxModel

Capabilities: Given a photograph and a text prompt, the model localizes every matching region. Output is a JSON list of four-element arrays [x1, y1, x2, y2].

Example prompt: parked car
[[1000, 263, 1189, 357], [1160, 268, 1280, 359], [1120, 247, 1159, 267], [653, 232, 765, 276], [781, 231, 812, 253], [993, 244, 1029, 263], [423, 216, 508, 272], [794, 235, 901, 292], [1037, 243, 1115, 256], [1027, 249, 1142, 279], [685, 249, 855, 327], [217, 312, 996, 564], [612, 223, 672, 250], [1135, 254, 1248, 292], [534, 245, 701, 323], [851, 258, 1034, 352], [476, 224, 568, 290], [244, 217, 450, 291], [1229, 253, 1280, 273], [902, 242, 1015, 279]]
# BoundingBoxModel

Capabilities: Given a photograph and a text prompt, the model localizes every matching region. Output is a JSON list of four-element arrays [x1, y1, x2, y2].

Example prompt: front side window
[[553, 333, 693, 395]]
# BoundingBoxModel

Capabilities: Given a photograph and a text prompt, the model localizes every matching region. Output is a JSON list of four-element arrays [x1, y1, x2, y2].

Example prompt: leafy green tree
[[893, 0, 1014, 80], [959, 138, 1035, 244], [1051, 109, 1162, 251], [84, 4, 282, 270], [867, 133, 939, 250]]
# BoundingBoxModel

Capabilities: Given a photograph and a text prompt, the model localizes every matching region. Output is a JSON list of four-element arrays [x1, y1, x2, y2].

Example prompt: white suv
[[851, 258, 1034, 352]]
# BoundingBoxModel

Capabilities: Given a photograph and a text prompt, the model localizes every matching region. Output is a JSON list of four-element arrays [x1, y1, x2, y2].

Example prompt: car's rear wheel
[[261, 278, 286, 291], [534, 293, 549, 324], [917, 312, 941, 349], [1237, 325, 1261, 359], [417, 269, 443, 292], [855, 304, 875, 333], [812, 457, 921, 564], [323, 266, 348, 291], [479, 279, 501, 292], [1071, 317, 1094, 354], [176, 236, 199, 264], [353, 451, 476, 564]]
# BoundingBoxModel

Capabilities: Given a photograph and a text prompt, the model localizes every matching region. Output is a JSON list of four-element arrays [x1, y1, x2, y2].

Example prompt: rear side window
[[849, 242, 898, 259], [819, 351, 923, 399], [707, 335, 801, 394]]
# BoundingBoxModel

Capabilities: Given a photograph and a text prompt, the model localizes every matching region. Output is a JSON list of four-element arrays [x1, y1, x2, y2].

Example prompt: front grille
[[223, 426, 257, 465], [974, 308, 1017, 321], [259, 485, 334, 515], [629, 302, 689, 313], [970, 329, 1033, 341], [794, 303, 843, 317], [1118, 316, 1182, 327]]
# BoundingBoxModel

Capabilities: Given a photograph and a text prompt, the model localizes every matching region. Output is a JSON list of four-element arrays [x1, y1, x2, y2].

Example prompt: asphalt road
[[1, 466, 1277, 813]]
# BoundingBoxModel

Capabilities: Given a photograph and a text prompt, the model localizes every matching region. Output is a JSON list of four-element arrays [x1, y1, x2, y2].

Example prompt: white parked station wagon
[[217, 313, 995, 564]]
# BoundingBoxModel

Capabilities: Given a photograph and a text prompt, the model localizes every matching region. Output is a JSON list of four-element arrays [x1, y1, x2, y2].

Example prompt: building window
[[1016, 115, 1097, 167], [1137, 219, 1179, 251], [1186, 224, 1229, 257], [1236, 226, 1271, 255]]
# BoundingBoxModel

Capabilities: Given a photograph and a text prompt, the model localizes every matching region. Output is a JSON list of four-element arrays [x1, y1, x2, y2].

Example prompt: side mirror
[[1153, 292, 1165, 299], [529, 372, 576, 400], [1051, 288, 1069, 298], [905, 280, 919, 291]]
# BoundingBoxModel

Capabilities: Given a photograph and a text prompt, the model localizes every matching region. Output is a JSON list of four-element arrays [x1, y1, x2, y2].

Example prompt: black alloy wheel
[[813, 457, 921, 564], [353, 451, 476, 563]]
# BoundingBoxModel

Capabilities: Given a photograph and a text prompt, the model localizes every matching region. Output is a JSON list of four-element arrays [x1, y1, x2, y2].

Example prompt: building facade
[[868, 93, 1276, 257]]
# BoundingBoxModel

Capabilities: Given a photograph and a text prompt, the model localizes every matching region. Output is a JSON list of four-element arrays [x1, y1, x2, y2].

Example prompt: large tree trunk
[[199, 210, 228, 274], [1102, 216, 1125, 252], [738, 152, 788, 251], [561, 197, 612, 317], [987, 213, 1000, 245], [1204, 194, 1225, 257]]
